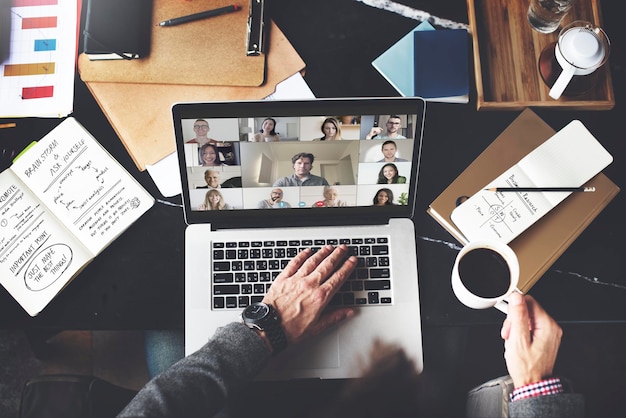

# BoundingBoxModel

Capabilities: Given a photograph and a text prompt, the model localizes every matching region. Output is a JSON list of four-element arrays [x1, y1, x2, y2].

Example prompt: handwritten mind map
[[12, 119, 151, 254], [0, 118, 153, 316], [451, 121, 613, 244], [472, 172, 558, 241]]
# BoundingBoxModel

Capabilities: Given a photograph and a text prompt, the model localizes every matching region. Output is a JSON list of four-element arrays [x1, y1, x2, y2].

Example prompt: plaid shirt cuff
[[510, 378, 564, 401]]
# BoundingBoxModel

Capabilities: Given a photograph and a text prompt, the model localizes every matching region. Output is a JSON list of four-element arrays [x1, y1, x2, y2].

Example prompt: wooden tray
[[467, 0, 614, 110]]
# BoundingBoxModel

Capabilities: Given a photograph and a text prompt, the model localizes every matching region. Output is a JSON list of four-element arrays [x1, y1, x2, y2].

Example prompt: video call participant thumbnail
[[273, 152, 329, 187]]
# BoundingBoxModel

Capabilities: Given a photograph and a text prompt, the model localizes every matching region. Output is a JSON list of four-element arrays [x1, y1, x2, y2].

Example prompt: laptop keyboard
[[211, 237, 393, 310]]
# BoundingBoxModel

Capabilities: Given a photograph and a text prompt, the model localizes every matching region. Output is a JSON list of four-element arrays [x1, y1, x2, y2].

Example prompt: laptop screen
[[173, 97, 426, 228]]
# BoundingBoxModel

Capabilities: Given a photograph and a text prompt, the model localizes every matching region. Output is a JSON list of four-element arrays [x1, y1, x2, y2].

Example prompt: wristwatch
[[241, 302, 288, 354]]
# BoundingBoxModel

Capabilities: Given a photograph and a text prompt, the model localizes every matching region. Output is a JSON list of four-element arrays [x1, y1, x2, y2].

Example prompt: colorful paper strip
[[22, 85, 54, 99], [4, 62, 55, 76], [13, 0, 59, 7], [34, 39, 57, 51], [22, 16, 57, 29]]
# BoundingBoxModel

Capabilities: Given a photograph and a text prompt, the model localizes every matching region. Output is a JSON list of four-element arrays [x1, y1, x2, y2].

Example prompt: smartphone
[[371, 120, 379, 139]]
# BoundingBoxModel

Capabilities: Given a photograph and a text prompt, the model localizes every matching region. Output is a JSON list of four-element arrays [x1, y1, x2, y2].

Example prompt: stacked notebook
[[372, 21, 469, 103], [427, 109, 619, 293]]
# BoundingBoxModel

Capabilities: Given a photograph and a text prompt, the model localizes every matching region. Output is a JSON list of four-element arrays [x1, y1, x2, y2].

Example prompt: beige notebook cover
[[427, 109, 620, 293], [79, 22, 305, 171], [78, 0, 265, 86]]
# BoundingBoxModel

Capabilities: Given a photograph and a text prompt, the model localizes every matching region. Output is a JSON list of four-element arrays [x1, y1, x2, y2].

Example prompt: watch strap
[[263, 316, 287, 354], [242, 303, 287, 355], [262, 305, 287, 355]]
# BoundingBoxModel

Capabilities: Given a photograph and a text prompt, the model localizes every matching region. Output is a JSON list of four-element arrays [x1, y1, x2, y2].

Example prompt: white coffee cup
[[451, 240, 519, 312], [549, 21, 610, 99]]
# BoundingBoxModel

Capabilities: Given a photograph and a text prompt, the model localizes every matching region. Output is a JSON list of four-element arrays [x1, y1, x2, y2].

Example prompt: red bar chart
[[0, 0, 77, 117], [13, 0, 60, 6], [21, 16, 58, 30]]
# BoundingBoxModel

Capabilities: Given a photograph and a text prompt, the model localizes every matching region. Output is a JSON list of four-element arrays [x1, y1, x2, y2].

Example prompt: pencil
[[158, 4, 241, 27], [485, 187, 596, 192]]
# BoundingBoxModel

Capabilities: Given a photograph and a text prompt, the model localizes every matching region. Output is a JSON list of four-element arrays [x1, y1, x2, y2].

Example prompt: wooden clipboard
[[78, 0, 265, 86]]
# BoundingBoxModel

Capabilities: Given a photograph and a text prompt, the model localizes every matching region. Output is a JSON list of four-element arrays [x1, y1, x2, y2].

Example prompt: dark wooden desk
[[0, 0, 624, 331]]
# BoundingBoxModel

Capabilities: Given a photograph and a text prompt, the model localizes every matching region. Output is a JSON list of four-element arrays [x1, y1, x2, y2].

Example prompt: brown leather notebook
[[79, 22, 305, 171], [427, 109, 620, 293], [78, 0, 265, 86]]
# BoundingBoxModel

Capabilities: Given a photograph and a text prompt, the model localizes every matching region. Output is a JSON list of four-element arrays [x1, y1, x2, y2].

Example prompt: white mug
[[451, 240, 519, 313], [549, 21, 610, 99]]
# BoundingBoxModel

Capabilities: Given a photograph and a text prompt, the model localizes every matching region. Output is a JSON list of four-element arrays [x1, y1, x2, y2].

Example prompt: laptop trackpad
[[284, 333, 340, 369]]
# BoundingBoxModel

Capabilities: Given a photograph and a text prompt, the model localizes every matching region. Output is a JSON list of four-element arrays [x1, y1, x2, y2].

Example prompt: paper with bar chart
[[0, 0, 78, 117]]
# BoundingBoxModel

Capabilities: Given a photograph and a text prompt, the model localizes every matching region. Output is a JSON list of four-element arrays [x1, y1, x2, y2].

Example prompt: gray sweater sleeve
[[117, 322, 271, 418], [509, 393, 585, 418]]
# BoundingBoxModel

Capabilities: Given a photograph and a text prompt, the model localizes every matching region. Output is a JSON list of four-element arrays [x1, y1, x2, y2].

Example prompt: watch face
[[245, 303, 270, 320]]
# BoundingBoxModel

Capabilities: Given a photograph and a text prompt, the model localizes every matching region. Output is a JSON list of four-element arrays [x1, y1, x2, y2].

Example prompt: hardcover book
[[413, 28, 469, 102]]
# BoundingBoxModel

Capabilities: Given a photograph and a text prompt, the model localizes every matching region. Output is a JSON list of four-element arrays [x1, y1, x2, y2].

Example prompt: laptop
[[174, 97, 426, 379]]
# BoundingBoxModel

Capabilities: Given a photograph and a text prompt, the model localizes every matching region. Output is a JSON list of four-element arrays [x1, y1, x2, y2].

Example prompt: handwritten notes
[[0, 118, 153, 316], [450, 121, 613, 243]]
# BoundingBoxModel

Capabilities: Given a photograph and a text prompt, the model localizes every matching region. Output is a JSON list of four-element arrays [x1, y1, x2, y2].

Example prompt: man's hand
[[501, 292, 563, 388], [262, 245, 356, 346], [366, 126, 383, 139]]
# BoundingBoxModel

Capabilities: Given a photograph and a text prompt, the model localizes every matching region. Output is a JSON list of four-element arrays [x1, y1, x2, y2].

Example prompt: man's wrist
[[241, 302, 288, 355], [250, 328, 274, 354], [510, 377, 564, 401]]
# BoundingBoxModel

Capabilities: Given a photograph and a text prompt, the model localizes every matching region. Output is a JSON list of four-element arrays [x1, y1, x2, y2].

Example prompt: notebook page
[[11, 118, 154, 255], [450, 120, 613, 243], [515, 121, 613, 205], [0, 169, 92, 316]]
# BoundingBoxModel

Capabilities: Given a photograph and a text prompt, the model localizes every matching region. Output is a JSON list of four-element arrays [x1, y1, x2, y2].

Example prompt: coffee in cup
[[451, 240, 519, 312]]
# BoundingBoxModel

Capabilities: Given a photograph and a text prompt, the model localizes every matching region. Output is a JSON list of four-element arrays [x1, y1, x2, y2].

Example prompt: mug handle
[[494, 288, 524, 314], [549, 64, 576, 99]]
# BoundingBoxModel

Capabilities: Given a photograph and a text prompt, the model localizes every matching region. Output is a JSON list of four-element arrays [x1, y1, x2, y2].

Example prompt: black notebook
[[83, 0, 153, 60]]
